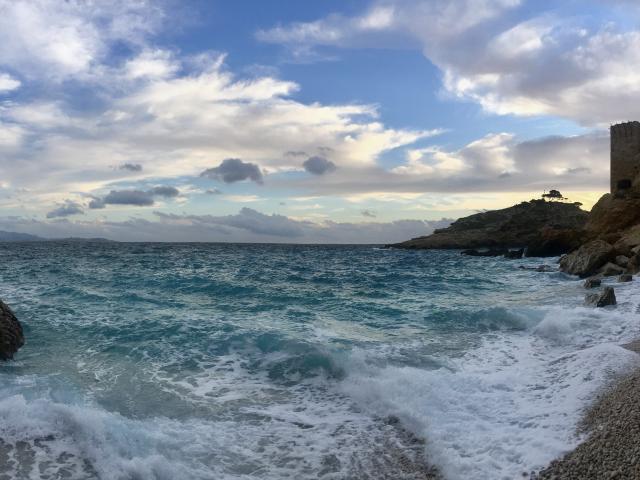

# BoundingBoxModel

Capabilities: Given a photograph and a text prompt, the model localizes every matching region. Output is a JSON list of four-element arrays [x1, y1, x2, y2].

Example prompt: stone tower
[[611, 121, 640, 193]]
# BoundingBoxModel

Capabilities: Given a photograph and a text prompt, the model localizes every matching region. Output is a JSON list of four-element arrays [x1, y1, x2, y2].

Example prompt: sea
[[0, 242, 639, 480]]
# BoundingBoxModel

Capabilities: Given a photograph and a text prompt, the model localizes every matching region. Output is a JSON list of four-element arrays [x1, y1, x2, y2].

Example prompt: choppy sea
[[1, 242, 639, 480]]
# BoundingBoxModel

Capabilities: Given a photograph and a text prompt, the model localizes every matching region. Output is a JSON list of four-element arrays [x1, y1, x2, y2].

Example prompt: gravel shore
[[533, 343, 640, 479]]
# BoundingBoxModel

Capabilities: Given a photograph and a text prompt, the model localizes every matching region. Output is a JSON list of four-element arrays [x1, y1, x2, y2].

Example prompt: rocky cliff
[[559, 186, 640, 277], [389, 200, 588, 254]]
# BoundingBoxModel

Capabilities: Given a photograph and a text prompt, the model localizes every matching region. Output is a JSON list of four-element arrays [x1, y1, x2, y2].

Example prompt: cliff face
[[390, 200, 588, 251]]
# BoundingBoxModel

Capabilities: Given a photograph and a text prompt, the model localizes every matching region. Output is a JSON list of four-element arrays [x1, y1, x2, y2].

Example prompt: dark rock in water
[[598, 262, 625, 277], [585, 287, 617, 307], [504, 248, 524, 259], [559, 239, 615, 277], [462, 247, 523, 258], [535, 265, 554, 272], [461, 248, 507, 257], [583, 278, 601, 289], [389, 200, 588, 251], [525, 227, 584, 257], [0, 300, 24, 360], [518, 265, 554, 272], [618, 273, 633, 282]]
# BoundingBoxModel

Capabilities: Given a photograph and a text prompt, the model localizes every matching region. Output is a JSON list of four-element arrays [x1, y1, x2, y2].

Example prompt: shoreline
[[532, 341, 640, 479]]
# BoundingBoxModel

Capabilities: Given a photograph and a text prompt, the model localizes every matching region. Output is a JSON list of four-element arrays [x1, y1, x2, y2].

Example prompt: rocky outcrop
[[559, 240, 615, 278], [585, 193, 640, 236], [618, 273, 633, 282], [585, 287, 617, 307], [0, 300, 24, 360], [389, 200, 588, 251]]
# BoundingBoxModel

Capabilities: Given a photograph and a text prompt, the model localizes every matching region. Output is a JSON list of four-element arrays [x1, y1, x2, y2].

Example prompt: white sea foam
[[340, 279, 640, 479]]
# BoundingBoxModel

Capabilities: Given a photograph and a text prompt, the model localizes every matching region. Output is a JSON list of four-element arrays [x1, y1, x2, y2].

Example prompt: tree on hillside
[[542, 189, 568, 201]]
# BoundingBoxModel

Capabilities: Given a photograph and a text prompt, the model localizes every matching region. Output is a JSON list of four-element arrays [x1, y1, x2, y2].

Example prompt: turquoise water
[[1, 242, 639, 479]]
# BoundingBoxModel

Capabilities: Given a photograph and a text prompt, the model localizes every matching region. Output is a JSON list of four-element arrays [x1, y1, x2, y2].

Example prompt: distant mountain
[[0, 230, 45, 242], [0, 231, 116, 243], [49, 237, 117, 243]]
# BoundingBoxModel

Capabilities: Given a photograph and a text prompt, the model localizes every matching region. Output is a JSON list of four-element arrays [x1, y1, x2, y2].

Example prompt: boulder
[[559, 240, 615, 277], [618, 274, 633, 282], [585, 286, 617, 307], [615, 255, 630, 268], [599, 262, 625, 277], [627, 254, 640, 274], [584, 278, 602, 289], [0, 300, 24, 360], [612, 225, 640, 256]]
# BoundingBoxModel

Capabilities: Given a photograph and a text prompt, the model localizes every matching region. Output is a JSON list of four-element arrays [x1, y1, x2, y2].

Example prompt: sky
[[0, 0, 637, 242]]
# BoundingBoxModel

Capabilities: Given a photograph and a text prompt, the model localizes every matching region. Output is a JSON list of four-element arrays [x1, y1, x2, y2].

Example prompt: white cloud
[[259, 0, 640, 126], [124, 49, 178, 80], [0, 73, 20, 92], [0, 49, 432, 208], [0, 0, 163, 81]]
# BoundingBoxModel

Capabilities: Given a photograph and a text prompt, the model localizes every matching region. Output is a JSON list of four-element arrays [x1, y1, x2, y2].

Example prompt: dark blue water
[[0, 242, 639, 479]]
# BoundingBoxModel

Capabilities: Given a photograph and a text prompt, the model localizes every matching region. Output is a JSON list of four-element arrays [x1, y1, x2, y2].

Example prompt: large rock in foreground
[[389, 200, 588, 251], [0, 300, 24, 360], [559, 239, 615, 277]]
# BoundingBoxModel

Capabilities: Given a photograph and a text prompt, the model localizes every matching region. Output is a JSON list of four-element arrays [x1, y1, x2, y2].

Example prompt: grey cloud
[[149, 185, 179, 198], [361, 209, 376, 218], [119, 163, 143, 172], [303, 156, 337, 175], [200, 158, 263, 184], [154, 208, 306, 238], [46, 201, 84, 218], [285, 151, 308, 157], [565, 167, 592, 175], [103, 190, 154, 206], [206, 188, 223, 195], [89, 185, 181, 208], [89, 197, 106, 209]]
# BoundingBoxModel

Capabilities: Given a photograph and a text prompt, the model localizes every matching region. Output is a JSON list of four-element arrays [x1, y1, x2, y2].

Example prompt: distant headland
[[390, 121, 640, 269]]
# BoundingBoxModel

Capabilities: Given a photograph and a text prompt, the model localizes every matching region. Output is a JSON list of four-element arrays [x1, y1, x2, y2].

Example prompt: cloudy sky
[[0, 0, 634, 242]]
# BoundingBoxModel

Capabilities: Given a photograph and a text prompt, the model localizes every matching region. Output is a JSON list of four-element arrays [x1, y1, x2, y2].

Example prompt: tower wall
[[611, 121, 640, 193]]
